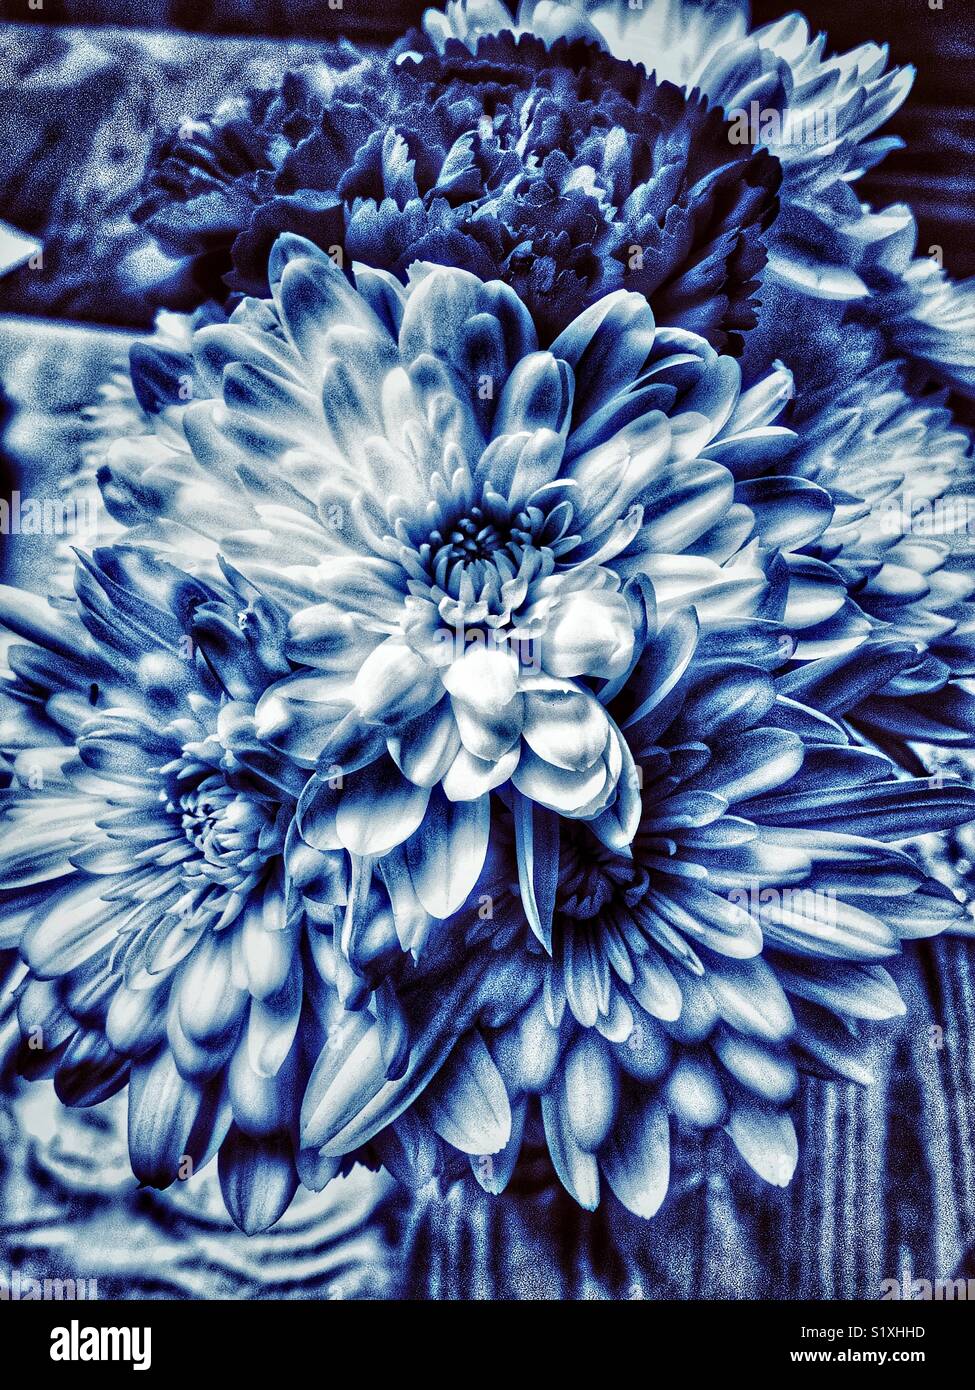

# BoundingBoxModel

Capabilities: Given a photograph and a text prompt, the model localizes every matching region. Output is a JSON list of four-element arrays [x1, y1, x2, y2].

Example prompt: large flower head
[[135, 27, 780, 352], [426, 1, 914, 307], [296, 612, 975, 1212], [97, 235, 842, 927], [0, 548, 353, 1232]]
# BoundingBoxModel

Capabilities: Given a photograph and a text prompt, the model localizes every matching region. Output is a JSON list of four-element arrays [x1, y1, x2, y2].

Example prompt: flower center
[[180, 775, 266, 865], [431, 507, 514, 566], [410, 489, 577, 628], [556, 826, 650, 921]]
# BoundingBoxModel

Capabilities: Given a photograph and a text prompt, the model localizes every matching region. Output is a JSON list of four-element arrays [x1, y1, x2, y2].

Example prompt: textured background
[[1, 0, 974, 1300]]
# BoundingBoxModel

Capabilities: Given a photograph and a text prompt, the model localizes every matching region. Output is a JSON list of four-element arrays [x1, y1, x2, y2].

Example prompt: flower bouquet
[[2, 0, 974, 1298]]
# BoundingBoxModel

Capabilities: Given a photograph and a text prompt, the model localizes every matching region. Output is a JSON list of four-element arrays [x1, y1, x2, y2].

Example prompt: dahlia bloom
[[0, 547, 354, 1232], [95, 235, 861, 930], [134, 24, 780, 352], [297, 611, 975, 1211]]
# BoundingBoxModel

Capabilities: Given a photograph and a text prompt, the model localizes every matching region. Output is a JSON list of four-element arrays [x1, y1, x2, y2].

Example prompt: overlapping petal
[[134, 18, 780, 354], [292, 612, 975, 1213], [0, 549, 352, 1233], [2, 0, 975, 1239], [95, 235, 846, 929]]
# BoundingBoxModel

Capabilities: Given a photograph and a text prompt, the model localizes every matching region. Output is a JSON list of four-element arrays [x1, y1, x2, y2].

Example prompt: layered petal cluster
[[4, 1, 975, 1235], [134, 25, 780, 351], [427, 1, 914, 307], [861, 211, 975, 398], [97, 235, 842, 928], [131, 44, 369, 307], [678, 346, 975, 763], [782, 360, 975, 754], [43, 312, 198, 598], [0, 548, 353, 1233], [296, 612, 975, 1212], [425, 0, 750, 86]]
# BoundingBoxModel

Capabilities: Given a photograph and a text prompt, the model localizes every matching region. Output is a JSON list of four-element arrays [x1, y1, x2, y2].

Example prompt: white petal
[[335, 759, 432, 856]]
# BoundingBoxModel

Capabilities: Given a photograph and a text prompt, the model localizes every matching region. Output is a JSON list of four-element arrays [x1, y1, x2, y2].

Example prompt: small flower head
[[0, 549, 349, 1232]]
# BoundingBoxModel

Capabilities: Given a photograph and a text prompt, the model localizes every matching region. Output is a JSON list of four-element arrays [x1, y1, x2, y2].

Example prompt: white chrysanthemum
[[97, 234, 841, 917], [296, 610, 975, 1214]]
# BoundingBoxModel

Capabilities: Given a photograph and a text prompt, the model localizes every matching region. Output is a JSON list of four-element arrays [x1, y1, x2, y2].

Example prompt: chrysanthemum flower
[[296, 611, 975, 1213], [424, 0, 747, 83], [134, 25, 780, 352], [0, 547, 355, 1233], [860, 210, 975, 399], [778, 361, 975, 758], [731, 289, 975, 762], [97, 235, 851, 927]]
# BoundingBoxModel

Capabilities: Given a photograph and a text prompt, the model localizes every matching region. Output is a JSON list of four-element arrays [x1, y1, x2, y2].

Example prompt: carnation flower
[[134, 25, 780, 352], [96, 235, 858, 935], [296, 611, 975, 1211], [131, 43, 368, 303], [427, 1, 914, 307], [0, 547, 355, 1233]]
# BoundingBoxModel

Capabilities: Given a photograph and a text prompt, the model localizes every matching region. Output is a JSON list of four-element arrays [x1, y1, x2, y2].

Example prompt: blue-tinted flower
[[429, 1, 915, 307], [296, 611, 975, 1211], [134, 25, 780, 352], [424, 0, 747, 78], [1, 0, 973, 1253], [0, 548, 353, 1232], [98, 236, 843, 930], [778, 359, 975, 750]]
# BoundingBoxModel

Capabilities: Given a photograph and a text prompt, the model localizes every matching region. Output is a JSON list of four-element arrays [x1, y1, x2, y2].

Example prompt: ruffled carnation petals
[[477, 0, 913, 321], [134, 22, 781, 354]]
